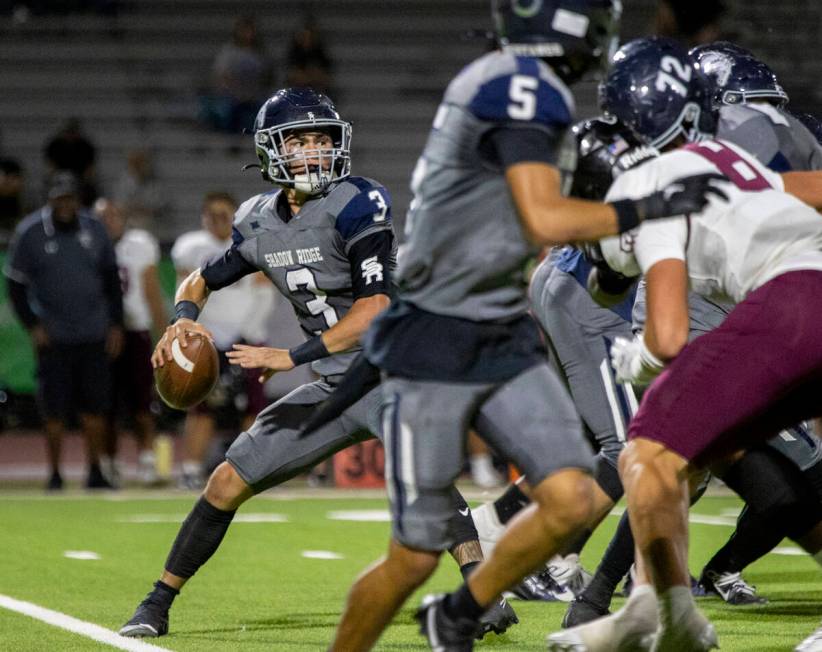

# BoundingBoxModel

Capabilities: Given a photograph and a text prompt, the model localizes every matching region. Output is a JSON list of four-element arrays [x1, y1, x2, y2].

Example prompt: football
[[154, 334, 220, 410]]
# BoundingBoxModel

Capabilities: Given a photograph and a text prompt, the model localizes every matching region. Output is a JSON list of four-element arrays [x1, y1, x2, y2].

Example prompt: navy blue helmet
[[792, 111, 822, 146], [252, 87, 352, 195], [690, 42, 789, 108], [492, 0, 622, 83], [568, 116, 657, 200], [599, 37, 716, 149]]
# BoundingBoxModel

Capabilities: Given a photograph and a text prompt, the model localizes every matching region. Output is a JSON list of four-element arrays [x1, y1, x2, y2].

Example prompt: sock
[[658, 585, 694, 627], [580, 510, 635, 610], [703, 505, 782, 575], [449, 487, 480, 546], [564, 529, 593, 556], [164, 497, 236, 579], [460, 561, 480, 580], [493, 483, 530, 525], [149, 580, 179, 608], [443, 583, 485, 622]]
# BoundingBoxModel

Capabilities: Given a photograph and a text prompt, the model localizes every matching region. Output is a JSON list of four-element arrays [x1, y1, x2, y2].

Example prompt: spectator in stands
[[205, 16, 272, 133], [113, 149, 168, 235], [0, 158, 26, 235], [96, 198, 166, 486], [3, 172, 123, 491], [44, 118, 98, 207], [655, 0, 726, 47], [285, 14, 333, 96], [170, 192, 272, 488]]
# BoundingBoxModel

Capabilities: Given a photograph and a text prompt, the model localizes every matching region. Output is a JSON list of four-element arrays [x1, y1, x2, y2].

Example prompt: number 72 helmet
[[252, 87, 352, 195], [599, 37, 716, 149]]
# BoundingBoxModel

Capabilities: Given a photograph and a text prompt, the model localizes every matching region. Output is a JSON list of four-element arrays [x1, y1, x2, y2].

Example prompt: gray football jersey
[[231, 177, 395, 377], [397, 50, 574, 322], [717, 103, 822, 171]]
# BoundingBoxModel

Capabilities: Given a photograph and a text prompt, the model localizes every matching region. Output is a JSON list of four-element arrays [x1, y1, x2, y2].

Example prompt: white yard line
[[0, 594, 172, 652]]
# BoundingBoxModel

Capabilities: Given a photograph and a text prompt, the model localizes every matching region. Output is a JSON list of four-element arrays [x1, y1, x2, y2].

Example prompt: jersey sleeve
[[467, 58, 573, 132], [347, 229, 395, 300], [200, 230, 258, 291], [334, 181, 393, 252], [633, 218, 688, 272]]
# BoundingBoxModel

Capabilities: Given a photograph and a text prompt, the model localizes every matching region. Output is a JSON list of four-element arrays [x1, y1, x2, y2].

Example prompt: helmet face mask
[[599, 37, 716, 150], [690, 42, 789, 110], [492, 0, 622, 83], [252, 88, 352, 196]]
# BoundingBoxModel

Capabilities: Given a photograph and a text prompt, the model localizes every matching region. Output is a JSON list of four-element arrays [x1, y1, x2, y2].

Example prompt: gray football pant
[[226, 379, 379, 492], [530, 264, 638, 468], [382, 363, 595, 551], [225, 379, 479, 545]]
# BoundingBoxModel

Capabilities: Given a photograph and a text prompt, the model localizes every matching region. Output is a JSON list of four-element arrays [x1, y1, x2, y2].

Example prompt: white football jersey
[[116, 228, 160, 332], [171, 229, 257, 349], [601, 138, 822, 304]]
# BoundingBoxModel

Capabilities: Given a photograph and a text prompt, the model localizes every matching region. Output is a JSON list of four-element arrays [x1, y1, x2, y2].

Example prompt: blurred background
[[0, 0, 819, 488]]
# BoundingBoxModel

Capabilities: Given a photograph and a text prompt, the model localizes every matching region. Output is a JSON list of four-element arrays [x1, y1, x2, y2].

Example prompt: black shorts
[[37, 341, 112, 420], [111, 330, 154, 416]]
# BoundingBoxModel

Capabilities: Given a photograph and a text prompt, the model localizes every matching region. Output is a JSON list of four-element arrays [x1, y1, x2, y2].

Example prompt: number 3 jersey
[[200, 176, 396, 377], [601, 138, 822, 304]]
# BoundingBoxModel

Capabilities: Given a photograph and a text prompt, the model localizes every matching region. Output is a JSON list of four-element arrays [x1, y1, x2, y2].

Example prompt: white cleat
[[652, 607, 718, 652], [547, 589, 658, 652], [546, 554, 593, 602], [796, 620, 822, 652]]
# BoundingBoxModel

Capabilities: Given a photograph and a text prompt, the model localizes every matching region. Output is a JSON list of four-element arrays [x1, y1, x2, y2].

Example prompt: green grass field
[[0, 490, 819, 651]]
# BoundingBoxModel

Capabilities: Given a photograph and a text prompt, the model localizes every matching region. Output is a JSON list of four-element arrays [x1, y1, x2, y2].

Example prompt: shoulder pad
[[333, 177, 392, 241], [232, 190, 279, 242], [459, 52, 574, 128], [600, 232, 641, 278]]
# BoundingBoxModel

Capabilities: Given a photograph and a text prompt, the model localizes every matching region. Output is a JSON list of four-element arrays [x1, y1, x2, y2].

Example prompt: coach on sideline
[[3, 171, 124, 491]]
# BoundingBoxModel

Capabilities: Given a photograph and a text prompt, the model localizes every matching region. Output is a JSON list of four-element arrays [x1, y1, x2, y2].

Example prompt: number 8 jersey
[[601, 138, 822, 304], [201, 176, 396, 377]]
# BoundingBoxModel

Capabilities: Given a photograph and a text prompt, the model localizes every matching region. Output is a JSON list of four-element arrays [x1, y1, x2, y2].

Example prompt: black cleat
[[46, 471, 63, 492], [86, 466, 115, 490], [477, 596, 518, 638], [119, 593, 170, 638], [416, 593, 479, 651], [562, 594, 611, 629]]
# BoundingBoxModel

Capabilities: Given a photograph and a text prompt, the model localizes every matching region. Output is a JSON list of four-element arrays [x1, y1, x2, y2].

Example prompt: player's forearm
[[174, 268, 211, 310], [505, 164, 620, 245], [781, 171, 822, 210], [320, 294, 390, 354], [643, 260, 690, 362]]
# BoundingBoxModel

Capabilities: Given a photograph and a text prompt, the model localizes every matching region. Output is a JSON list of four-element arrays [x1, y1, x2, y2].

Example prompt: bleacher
[[1, 0, 819, 242]]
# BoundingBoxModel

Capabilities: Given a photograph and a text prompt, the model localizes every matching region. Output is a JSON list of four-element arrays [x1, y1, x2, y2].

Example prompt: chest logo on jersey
[[264, 247, 324, 268]]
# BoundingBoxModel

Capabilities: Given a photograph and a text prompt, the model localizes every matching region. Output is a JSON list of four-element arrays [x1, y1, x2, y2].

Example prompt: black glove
[[610, 172, 730, 234]]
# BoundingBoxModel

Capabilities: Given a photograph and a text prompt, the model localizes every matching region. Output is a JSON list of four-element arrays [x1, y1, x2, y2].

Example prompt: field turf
[[0, 489, 819, 651]]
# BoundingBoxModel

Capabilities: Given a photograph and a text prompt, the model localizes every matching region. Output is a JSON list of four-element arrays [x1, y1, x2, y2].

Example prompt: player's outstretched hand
[[151, 319, 214, 368], [226, 344, 295, 383], [635, 172, 730, 222]]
